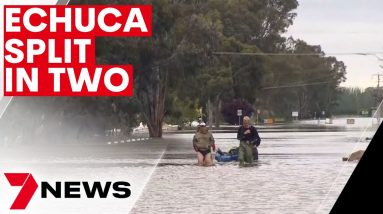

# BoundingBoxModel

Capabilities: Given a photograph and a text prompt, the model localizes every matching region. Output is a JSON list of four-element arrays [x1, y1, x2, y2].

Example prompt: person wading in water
[[237, 116, 261, 167], [193, 123, 216, 166]]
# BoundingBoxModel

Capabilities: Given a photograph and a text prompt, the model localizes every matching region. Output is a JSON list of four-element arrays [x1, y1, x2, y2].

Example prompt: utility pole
[[369, 54, 383, 125], [372, 65, 383, 125], [372, 74, 382, 88], [371, 74, 383, 125]]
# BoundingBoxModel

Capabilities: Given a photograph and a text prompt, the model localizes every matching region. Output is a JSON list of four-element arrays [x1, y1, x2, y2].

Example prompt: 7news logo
[[4, 173, 131, 210]]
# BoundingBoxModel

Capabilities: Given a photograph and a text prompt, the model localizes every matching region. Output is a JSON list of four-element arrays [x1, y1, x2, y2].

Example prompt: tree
[[257, 39, 346, 119], [333, 87, 380, 116], [70, 0, 345, 137], [221, 99, 255, 125]]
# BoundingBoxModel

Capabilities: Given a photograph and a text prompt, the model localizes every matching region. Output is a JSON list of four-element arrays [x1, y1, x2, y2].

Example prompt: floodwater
[[130, 130, 372, 214], [0, 121, 375, 214]]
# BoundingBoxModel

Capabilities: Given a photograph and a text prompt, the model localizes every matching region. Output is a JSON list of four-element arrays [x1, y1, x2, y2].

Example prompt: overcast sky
[[285, 0, 383, 89]]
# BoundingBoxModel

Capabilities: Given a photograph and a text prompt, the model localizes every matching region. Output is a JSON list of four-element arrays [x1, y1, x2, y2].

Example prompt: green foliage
[[258, 39, 346, 118], [333, 87, 380, 115], [221, 99, 254, 125], [0, 0, 350, 143], [74, 0, 348, 129], [164, 96, 200, 125]]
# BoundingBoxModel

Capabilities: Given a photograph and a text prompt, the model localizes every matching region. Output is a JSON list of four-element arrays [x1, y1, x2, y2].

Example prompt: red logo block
[[4, 173, 38, 210]]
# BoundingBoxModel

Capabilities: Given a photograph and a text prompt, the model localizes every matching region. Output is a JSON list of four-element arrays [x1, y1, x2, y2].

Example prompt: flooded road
[[131, 131, 371, 214], [0, 127, 374, 214]]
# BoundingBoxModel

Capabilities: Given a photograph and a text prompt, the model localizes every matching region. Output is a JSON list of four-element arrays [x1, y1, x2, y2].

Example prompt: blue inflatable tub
[[215, 153, 238, 162]]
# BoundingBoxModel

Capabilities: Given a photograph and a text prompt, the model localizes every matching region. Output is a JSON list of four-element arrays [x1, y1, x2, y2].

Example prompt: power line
[[356, 53, 383, 61], [262, 81, 330, 90], [214, 52, 323, 56], [213, 51, 383, 56]]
